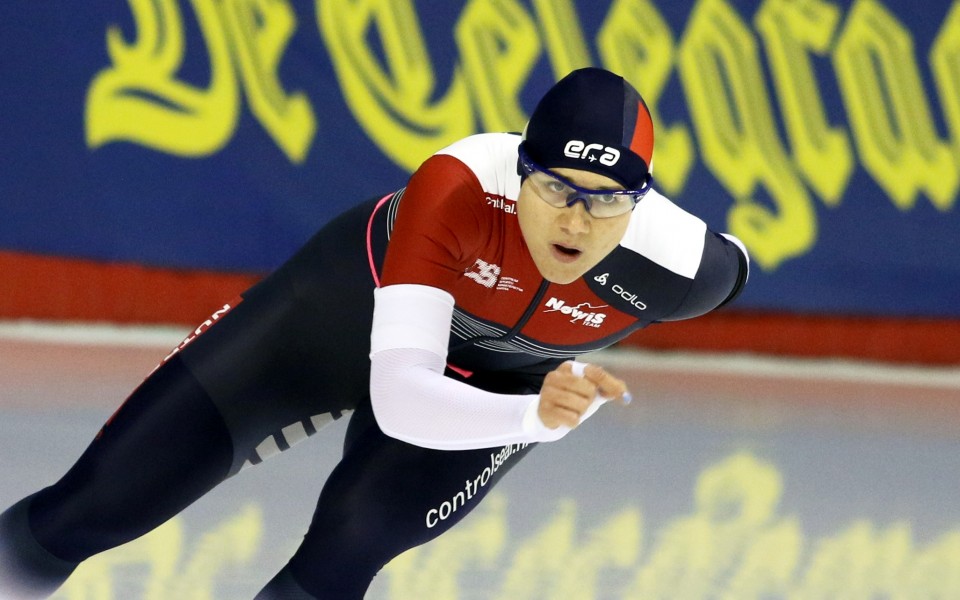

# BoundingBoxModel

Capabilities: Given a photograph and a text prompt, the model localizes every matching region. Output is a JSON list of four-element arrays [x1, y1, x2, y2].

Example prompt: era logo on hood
[[564, 140, 620, 166]]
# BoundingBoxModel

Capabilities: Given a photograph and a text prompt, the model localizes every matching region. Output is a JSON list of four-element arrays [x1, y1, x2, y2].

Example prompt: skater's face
[[517, 166, 632, 285]]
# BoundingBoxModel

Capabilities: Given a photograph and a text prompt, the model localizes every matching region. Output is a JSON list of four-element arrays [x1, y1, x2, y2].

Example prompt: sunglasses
[[518, 146, 652, 218]]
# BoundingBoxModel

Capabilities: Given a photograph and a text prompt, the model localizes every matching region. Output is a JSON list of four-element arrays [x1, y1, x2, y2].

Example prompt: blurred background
[[1, 0, 959, 598]]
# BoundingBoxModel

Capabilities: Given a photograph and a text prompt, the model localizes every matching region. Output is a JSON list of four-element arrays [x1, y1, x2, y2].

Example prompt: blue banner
[[1, 1, 958, 317]]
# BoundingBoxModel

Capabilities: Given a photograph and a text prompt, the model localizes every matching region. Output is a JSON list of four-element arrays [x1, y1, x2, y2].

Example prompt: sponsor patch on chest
[[464, 258, 523, 292], [543, 296, 607, 328]]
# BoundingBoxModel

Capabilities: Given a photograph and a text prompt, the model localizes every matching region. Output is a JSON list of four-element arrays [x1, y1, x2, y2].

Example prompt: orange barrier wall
[[0, 251, 259, 326], [628, 310, 960, 367], [3, 250, 956, 366]]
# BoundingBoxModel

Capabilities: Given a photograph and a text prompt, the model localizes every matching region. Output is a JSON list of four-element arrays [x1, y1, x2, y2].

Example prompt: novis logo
[[563, 140, 620, 166], [543, 297, 607, 328]]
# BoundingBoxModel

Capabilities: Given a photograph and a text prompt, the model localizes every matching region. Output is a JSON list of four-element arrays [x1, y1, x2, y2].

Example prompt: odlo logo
[[564, 140, 621, 166], [544, 297, 607, 328]]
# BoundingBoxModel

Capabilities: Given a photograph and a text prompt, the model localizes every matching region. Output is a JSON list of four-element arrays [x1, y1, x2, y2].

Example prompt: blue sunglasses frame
[[517, 146, 653, 218]]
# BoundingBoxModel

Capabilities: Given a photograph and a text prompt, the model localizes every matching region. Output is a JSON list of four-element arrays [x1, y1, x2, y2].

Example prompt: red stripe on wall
[[623, 310, 960, 366], [0, 250, 261, 325], [1, 250, 957, 365]]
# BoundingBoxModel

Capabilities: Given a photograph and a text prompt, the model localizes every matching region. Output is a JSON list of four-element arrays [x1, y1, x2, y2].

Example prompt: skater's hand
[[537, 362, 631, 430]]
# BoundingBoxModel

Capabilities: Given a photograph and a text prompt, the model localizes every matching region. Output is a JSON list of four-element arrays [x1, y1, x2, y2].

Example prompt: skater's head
[[516, 68, 655, 284], [521, 67, 654, 192]]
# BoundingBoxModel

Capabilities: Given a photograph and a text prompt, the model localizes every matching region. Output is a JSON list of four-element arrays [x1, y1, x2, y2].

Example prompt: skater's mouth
[[551, 243, 583, 263]]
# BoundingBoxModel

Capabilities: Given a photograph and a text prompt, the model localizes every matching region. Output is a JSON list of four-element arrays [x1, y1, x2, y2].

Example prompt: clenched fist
[[537, 361, 631, 430]]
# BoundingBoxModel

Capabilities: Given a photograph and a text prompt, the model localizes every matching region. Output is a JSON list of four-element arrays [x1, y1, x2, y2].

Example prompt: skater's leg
[[0, 355, 233, 598], [256, 404, 536, 599], [1, 195, 389, 598]]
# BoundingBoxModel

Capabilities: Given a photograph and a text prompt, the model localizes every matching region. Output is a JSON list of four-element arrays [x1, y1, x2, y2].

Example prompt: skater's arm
[[368, 284, 625, 450]]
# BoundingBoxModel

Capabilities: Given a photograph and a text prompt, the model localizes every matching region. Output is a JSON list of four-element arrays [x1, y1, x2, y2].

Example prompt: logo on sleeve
[[613, 284, 647, 310], [543, 297, 607, 328], [464, 259, 500, 288], [593, 272, 647, 311], [464, 259, 523, 292], [486, 195, 516, 214]]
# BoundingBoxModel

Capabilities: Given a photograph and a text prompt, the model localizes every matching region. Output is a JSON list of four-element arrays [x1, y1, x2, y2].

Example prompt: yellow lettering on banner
[[382, 494, 506, 600], [317, 0, 473, 171], [85, 0, 239, 156], [908, 531, 960, 595], [597, 0, 695, 194], [723, 518, 802, 598], [51, 505, 262, 600], [165, 505, 263, 600], [494, 500, 640, 599], [677, 0, 816, 271], [52, 516, 182, 600], [626, 452, 783, 599], [755, 0, 853, 205], [221, 0, 316, 164], [834, 0, 958, 211], [930, 1, 960, 197], [455, 0, 540, 133], [494, 499, 576, 600], [42, 455, 960, 597], [531, 0, 592, 77], [791, 521, 913, 597], [550, 507, 641, 599]]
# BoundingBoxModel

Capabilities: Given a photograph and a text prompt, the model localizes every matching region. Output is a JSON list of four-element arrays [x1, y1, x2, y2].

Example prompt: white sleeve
[[369, 284, 600, 450]]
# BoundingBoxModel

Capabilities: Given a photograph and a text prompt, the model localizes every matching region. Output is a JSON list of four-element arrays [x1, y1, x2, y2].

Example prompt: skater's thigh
[[177, 200, 380, 472]]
